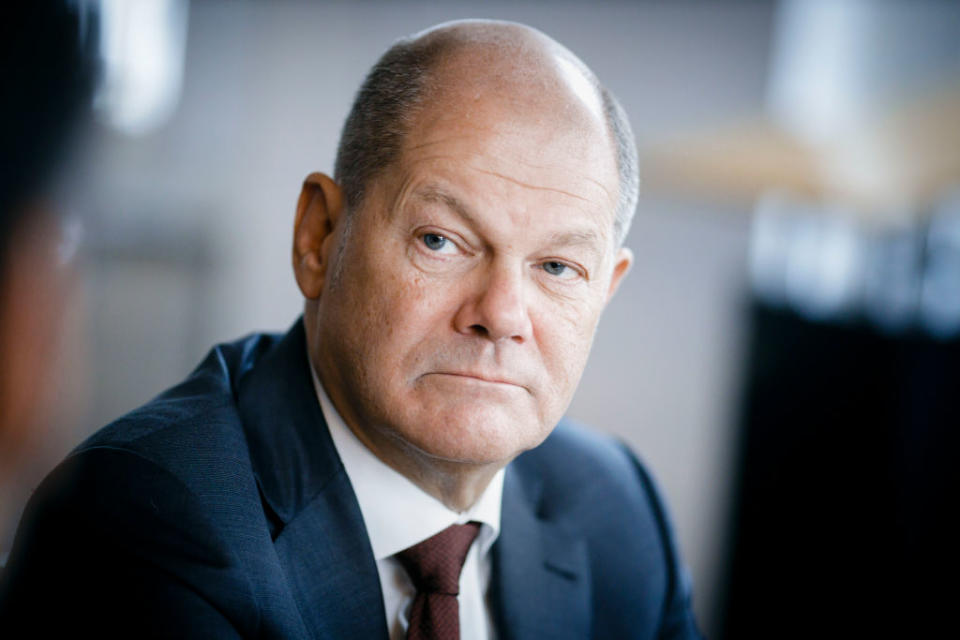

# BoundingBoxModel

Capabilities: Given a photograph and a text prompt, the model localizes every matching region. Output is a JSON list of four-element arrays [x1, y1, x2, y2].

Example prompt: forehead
[[386, 57, 619, 241], [398, 120, 617, 247]]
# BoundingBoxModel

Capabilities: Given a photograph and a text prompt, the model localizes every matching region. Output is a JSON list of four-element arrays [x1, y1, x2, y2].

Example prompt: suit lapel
[[273, 474, 387, 640], [238, 320, 388, 640], [492, 463, 591, 640]]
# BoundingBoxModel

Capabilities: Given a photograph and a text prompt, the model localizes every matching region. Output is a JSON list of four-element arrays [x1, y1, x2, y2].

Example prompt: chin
[[402, 402, 549, 466]]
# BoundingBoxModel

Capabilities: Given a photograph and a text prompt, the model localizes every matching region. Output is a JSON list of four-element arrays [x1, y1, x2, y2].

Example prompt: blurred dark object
[[720, 301, 958, 637], [0, 1, 98, 516], [0, 2, 98, 239], [720, 195, 960, 636]]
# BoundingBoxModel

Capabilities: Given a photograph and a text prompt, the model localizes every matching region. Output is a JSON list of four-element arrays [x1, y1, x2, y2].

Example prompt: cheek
[[354, 250, 458, 373], [532, 294, 605, 402]]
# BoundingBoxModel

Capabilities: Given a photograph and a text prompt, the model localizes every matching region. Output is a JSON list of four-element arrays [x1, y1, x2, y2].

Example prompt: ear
[[293, 172, 344, 299], [605, 246, 633, 303]]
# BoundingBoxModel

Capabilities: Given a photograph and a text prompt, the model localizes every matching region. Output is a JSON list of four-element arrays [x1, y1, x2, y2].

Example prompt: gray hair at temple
[[333, 21, 640, 248]]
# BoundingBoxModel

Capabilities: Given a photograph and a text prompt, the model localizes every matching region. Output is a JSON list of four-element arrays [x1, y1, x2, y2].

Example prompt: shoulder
[[511, 419, 703, 638], [69, 330, 286, 501], [59, 328, 288, 579], [1, 440, 262, 636], [514, 418, 681, 574], [0, 330, 287, 636], [513, 418, 665, 519], [51, 327, 284, 504], [81, 330, 281, 460]]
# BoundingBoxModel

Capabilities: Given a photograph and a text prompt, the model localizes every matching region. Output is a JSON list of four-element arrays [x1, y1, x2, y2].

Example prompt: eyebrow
[[413, 184, 607, 252], [545, 228, 604, 250], [415, 185, 476, 225]]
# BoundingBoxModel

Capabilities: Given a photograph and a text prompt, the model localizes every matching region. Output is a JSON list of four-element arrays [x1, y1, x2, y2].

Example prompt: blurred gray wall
[[44, 1, 774, 635]]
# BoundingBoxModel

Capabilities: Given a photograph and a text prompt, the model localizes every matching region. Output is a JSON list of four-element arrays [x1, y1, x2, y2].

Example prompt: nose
[[453, 261, 533, 344]]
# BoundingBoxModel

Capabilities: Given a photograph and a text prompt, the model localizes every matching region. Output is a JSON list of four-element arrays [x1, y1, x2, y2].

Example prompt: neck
[[349, 419, 503, 512]]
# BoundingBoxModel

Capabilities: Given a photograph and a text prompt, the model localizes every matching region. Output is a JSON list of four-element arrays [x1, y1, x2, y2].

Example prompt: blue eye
[[422, 233, 448, 251], [542, 261, 568, 276]]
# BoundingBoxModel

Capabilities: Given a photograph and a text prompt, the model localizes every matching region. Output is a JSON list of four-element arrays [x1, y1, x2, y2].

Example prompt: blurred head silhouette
[[0, 2, 96, 494]]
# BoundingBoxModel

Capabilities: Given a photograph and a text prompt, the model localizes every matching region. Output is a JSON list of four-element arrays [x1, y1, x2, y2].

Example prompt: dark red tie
[[396, 522, 481, 640]]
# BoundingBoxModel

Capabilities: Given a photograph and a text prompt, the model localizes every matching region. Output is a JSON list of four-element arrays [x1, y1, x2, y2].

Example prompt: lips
[[426, 371, 527, 391]]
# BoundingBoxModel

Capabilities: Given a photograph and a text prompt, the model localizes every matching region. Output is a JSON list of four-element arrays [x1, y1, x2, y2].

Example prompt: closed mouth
[[427, 371, 527, 391]]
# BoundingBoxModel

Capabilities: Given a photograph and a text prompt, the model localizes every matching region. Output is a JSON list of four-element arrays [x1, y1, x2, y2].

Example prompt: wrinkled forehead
[[400, 39, 618, 200]]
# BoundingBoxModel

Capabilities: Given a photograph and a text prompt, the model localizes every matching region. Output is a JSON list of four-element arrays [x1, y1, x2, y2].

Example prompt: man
[[0, 19, 701, 639]]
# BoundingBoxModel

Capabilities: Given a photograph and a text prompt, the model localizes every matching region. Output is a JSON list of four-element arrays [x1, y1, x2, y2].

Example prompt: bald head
[[334, 20, 639, 246]]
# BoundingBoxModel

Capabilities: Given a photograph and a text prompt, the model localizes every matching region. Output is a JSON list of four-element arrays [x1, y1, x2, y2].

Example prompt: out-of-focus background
[[4, 1, 959, 637]]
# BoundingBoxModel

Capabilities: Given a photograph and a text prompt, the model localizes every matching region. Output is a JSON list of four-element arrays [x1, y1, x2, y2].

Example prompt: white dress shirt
[[310, 365, 504, 640]]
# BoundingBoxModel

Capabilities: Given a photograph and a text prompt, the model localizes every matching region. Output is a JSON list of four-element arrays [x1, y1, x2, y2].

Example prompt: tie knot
[[396, 522, 481, 596]]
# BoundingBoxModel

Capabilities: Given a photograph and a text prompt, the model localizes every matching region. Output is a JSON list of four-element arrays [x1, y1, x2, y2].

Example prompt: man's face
[[311, 76, 630, 468]]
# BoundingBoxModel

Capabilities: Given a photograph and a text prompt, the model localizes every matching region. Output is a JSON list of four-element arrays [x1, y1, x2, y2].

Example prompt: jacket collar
[[492, 458, 592, 640], [238, 318, 341, 520], [237, 318, 388, 640]]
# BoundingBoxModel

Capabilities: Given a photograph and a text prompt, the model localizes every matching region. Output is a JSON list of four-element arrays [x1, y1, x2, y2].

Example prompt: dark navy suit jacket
[[0, 320, 701, 638]]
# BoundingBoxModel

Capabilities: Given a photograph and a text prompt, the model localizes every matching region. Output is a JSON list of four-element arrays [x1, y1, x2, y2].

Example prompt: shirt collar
[[309, 361, 504, 560]]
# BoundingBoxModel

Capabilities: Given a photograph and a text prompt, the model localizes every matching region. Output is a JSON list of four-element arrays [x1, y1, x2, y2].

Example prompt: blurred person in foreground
[[0, 19, 701, 639], [0, 4, 94, 530]]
